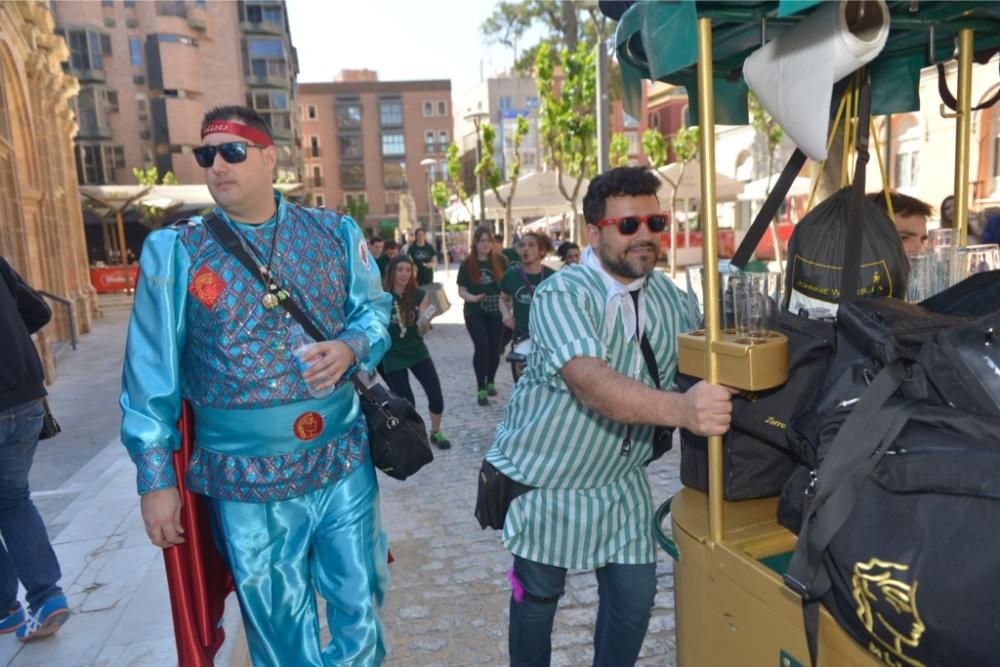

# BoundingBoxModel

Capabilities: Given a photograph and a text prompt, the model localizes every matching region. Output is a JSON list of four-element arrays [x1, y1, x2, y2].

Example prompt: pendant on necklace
[[262, 292, 280, 309]]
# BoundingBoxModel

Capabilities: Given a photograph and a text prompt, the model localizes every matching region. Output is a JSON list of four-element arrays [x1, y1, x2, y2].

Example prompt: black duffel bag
[[676, 313, 830, 500], [785, 372, 1000, 667]]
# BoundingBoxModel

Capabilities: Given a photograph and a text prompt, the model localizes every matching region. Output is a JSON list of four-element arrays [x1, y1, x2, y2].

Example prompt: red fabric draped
[[163, 401, 234, 667]]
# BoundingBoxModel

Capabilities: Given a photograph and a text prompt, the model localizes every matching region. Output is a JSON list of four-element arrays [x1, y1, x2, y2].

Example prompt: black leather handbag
[[202, 212, 432, 481], [38, 400, 61, 441]]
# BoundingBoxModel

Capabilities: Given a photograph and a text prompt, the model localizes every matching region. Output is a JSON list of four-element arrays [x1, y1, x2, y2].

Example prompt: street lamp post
[[464, 110, 489, 233], [420, 157, 448, 276]]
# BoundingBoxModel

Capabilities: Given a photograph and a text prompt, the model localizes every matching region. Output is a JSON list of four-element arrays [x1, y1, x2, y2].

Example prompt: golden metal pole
[[953, 28, 974, 249], [696, 17, 724, 545]]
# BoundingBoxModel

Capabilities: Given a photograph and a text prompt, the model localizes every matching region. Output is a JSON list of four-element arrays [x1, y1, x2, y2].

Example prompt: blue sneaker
[[0, 604, 25, 634], [15, 595, 70, 642]]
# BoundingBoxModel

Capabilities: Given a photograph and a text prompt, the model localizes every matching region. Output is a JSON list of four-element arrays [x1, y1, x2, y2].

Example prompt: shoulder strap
[[639, 334, 660, 389], [839, 69, 872, 306], [730, 149, 807, 269]]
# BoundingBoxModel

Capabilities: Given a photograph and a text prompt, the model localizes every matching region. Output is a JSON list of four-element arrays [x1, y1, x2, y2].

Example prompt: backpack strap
[[784, 359, 916, 666], [730, 148, 807, 269]]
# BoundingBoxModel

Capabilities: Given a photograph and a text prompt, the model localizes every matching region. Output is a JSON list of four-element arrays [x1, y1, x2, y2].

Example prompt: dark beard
[[599, 241, 658, 280]]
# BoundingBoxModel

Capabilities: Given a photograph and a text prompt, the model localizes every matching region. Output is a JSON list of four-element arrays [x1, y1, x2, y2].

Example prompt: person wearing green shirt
[[381, 255, 450, 449], [486, 167, 736, 667], [499, 232, 555, 336], [406, 228, 437, 286], [501, 245, 522, 270], [457, 226, 508, 406]]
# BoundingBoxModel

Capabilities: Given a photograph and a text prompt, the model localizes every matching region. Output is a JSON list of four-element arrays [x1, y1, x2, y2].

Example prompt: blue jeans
[[0, 399, 63, 613], [508, 555, 657, 667]]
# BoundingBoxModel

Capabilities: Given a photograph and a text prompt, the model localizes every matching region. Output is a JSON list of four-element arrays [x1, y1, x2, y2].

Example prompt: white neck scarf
[[581, 244, 647, 344]]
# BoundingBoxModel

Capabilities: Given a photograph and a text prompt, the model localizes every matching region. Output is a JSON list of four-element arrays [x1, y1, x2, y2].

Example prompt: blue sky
[[286, 0, 539, 99]]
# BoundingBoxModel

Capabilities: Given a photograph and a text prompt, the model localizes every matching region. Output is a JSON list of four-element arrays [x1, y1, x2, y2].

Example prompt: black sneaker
[[431, 431, 451, 449], [477, 389, 489, 406]]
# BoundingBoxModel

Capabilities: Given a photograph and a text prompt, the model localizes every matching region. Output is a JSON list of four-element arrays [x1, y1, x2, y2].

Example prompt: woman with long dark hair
[[382, 255, 450, 449], [458, 226, 507, 406]]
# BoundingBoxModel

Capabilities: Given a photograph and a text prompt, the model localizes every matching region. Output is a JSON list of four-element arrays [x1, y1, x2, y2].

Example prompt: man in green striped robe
[[486, 166, 735, 667]]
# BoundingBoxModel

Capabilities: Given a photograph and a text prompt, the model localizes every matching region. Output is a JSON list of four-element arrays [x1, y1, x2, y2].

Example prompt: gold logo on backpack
[[852, 558, 925, 667]]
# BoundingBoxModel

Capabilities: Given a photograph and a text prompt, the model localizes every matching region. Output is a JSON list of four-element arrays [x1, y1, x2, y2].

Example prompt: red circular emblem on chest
[[293, 412, 324, 440]]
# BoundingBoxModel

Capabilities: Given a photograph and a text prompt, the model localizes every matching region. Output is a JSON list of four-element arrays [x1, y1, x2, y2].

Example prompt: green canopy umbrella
[[613, 1, 1000, 124]]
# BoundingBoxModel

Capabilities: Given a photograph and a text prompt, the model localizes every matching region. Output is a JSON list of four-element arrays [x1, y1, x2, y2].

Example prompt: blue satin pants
[[208, 461, 389, 666]]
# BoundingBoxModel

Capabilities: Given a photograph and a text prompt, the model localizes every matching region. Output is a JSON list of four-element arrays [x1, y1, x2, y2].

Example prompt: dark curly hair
[[582, 166, 661, 225], [200, 105, 273, 142]]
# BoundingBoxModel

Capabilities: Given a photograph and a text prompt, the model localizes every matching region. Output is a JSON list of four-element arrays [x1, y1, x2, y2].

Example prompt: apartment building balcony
[[308, 146, 321, 158], [245, 74, 289, 89], [307, 176, 324, 188], [76, 125, 113, 140], [66, 67, 105, 84]]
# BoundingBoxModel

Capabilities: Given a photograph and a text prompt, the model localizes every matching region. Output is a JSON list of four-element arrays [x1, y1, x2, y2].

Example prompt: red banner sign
[[91, 266, 138, 293]]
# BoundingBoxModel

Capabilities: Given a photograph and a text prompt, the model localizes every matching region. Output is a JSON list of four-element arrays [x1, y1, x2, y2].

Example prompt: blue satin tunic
[[120, 194, 391, 501]]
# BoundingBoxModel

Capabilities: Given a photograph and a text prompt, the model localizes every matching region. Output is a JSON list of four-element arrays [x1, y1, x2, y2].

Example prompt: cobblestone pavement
[[374, 276, 681, 667]]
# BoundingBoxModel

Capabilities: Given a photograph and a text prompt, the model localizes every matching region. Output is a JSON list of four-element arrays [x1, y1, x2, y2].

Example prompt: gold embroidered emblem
[[293, 412, 324, 440], [852, 558, 926, 667]]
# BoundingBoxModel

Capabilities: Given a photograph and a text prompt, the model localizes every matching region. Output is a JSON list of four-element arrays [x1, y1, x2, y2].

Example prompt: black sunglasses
[[193, 141, 266, 168], [595, 212, 669, 235]]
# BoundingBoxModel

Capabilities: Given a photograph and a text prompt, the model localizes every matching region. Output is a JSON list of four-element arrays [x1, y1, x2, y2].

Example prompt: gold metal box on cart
[[668, 490, 882, 666], [677, 330, 789, 391]]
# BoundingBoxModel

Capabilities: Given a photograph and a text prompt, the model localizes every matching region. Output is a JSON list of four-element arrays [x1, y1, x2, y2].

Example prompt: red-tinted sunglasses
[[595, 212, 669, 235]]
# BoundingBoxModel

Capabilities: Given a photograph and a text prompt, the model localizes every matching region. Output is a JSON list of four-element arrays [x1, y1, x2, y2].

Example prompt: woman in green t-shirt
[[382, 255, 450, 449], [406, 228, 437, 286], [457, 226, 507, 406]]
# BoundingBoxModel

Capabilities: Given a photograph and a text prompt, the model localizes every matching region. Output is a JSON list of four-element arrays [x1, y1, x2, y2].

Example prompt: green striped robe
[[486, 264, 693, 569]]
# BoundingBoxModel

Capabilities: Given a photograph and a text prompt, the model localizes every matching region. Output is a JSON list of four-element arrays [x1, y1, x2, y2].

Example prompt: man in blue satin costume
[[119, 106, 392, 666]]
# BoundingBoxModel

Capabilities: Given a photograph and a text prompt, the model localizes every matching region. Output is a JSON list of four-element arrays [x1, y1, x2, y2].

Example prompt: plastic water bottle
[[289, 323, 335, 398], [416, 304, 436, 329]]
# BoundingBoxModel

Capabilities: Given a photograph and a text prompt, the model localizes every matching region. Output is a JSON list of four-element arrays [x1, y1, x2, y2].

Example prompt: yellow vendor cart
[[605, 2, 1000, 665]]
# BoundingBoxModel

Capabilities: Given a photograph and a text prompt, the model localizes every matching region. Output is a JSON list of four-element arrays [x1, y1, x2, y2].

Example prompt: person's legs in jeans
[[484, 317, 503, 386], [0, 399, 63, 614], [508, 555, 567, 667], [383, 368, 415, 405], [464, 311, 489, 390], [592, 561, 657, 667]]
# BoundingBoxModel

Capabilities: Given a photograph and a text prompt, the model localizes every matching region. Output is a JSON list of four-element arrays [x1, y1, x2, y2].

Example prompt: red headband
[[200, 120, 273, 147]]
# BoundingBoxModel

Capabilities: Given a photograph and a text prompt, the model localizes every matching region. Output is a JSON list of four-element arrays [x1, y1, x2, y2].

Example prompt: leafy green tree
[[340, 194, 369, 230], [642, 126, 699, 276], [444, 143, 475, 230], [481, 0, 606, 74], [536, 41, 596, 243], [609, 132, 630, 168], [132, 166, 179, 229], [749, 92, 786, 275], [431, 181, 450, 210], [476, 116, 529, 246]]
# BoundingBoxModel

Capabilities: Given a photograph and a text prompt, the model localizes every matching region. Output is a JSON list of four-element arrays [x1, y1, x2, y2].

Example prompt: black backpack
[[780, 295, 1000, 666]]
